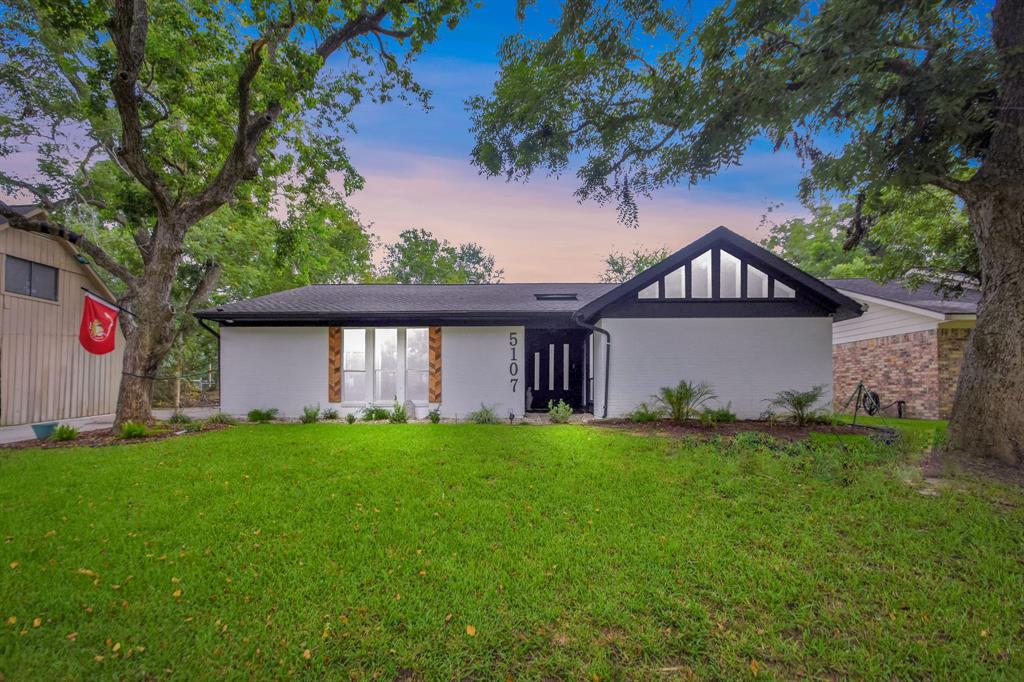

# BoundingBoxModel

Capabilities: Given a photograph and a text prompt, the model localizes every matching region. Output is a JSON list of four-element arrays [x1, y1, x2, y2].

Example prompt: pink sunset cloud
[[343, 149, 805, 281]]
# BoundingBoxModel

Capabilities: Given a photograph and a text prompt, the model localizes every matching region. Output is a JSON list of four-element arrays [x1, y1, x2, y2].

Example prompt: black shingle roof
[[824, 278, 980, 315], [198, 283, 618, 321]]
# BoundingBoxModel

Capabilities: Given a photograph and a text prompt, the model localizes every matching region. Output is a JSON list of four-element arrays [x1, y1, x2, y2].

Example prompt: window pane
[[746, 265, 768, 298], [375, 371, 397, 401], [4, 256, 31, 296], [405, 370, 428, 402], [774, 281, 796, 298], [375, 328, 398, 371], [637, 281, 659, 299], [343, 372, 365, 401], [691, 250, 712, 298], [405, 328, 428, 371], [719, 251, 741, 298], [664, 266, 685, 298], [343, 329, 365, 370]]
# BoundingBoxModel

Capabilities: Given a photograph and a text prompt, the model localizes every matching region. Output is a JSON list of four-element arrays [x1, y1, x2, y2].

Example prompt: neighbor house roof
[[824, 278, 980, 317], [198, 226, 864, 325]]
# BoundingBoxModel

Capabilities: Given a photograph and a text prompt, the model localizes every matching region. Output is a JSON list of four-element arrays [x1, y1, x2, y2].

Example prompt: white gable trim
[[833, 288, 948, 320]]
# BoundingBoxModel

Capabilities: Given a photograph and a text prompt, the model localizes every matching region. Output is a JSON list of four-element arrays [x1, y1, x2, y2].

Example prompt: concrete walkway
[[0, 406, 219, 446]]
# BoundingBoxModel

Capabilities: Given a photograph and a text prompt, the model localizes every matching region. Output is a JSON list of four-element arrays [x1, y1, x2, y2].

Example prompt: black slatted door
[[524, 330, 585, 411]]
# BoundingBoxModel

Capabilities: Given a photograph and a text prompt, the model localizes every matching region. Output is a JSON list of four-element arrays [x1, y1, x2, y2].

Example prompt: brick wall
[[832, 329, 940, 418], [937, 326, 972, 419]]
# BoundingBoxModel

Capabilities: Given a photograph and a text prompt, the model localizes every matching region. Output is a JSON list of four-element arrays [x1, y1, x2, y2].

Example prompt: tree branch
[[0, 202, 138, 286], [185, 260, 222, 312], [107, 0, 173, 213]]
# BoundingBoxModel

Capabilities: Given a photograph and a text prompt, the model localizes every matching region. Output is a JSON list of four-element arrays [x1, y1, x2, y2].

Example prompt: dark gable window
[[4, 255, 58, 301]]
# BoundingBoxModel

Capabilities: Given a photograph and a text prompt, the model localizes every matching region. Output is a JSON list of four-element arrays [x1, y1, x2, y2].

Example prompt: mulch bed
[[596, 418, 881, 442], [0, 422, 232, 451]]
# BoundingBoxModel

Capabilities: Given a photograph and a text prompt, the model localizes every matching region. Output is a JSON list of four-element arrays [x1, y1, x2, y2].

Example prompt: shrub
[[467, 404, 499, 424], [627, 402, 663, 423], [766, 385, 826, 426], [247, 408, 279, 423], [300, 404, 321, 424], [206, 412, 237, 425], [701, 403, 737, 426], [389, 401, 408, 424], [49, 424, 79, 442], [547, 399, 573, 424], [362, 406, 390, 421], [653, 380, 717, 422], [119, 421, 148, 439], [321, 407, 339, 421], [732, 431, 777, 451], [166, 412, 193, 425], [345, 413, 357, 424], [427, 408, 442, 424]]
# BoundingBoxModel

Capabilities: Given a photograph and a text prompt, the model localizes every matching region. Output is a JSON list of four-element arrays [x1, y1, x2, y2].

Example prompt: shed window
[[691, 250, 712, 298], [774, 281, 796, 299], [405, 328, 429, 402], [4, 255, 58, 301], [664, 265, 685, 298], [342, 329, 367, 401], [719, 251, 741, 298], [637, 281, 660, 299], [746, 265, 769, 298]]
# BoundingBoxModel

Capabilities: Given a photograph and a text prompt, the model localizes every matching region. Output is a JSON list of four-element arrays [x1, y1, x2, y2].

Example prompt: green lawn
[[1, 424, 1022, 679]]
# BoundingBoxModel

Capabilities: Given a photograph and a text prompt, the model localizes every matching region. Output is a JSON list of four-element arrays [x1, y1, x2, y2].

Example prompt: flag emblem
[[79, 293, 119, 355]]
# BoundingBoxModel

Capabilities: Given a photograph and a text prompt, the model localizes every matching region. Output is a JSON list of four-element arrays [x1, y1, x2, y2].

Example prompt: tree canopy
[[379, 228, 503, 284], [599, 246, 669, 283]]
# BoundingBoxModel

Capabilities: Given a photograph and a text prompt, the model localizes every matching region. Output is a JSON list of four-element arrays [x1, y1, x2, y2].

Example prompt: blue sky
[[341, 1, 811, 280]]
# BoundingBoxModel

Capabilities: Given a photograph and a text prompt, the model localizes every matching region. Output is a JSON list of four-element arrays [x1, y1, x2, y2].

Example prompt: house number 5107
[[509, 331, 519, 392]]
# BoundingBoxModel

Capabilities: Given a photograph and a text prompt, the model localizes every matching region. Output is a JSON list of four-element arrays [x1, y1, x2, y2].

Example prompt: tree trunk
[[945, 190, 1024, 466]]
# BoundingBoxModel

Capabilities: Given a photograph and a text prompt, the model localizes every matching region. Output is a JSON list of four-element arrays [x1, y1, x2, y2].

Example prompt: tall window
[[342, 329, 366, 401], [637, 281, 659, 299], [691, 250, 712, 298], [4, 255, 58, 301], [405, 328, 429, 402], [774, 281, 796, 299], [374, 328, 398, 401], [746, 265, 769, 298], [664, 265, 685, 298], [719, 251, 741, 298]]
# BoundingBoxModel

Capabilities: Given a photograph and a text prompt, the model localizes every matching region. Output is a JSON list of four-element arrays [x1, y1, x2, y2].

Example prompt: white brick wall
[[440, 326, 524, 419], [593, 317, 833, 419]]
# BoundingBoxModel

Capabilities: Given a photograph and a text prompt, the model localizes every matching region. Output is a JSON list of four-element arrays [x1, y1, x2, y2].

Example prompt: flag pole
[[80, 286, 138, 319]]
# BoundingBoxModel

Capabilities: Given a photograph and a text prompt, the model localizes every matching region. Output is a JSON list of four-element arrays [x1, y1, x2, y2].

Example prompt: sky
[[340, 1, 810, 281]]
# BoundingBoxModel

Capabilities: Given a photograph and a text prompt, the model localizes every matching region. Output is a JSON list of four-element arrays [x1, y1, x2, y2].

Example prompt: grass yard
[[1, 424, 1022, 679]]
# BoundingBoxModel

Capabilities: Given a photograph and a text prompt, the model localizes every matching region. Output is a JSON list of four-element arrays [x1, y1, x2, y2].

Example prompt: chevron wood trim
[[328, 327, 342, 402], [428, 326, 442, 402]]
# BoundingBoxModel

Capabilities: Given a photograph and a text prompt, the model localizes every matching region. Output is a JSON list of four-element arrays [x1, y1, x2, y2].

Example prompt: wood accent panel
[[0, 227, 124, 425], [328, 327, 341, 402], [428, 326, 442, 402]]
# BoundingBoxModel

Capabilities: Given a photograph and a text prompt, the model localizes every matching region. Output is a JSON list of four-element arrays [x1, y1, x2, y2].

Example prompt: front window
[[5, 255, 58, 301], [374, 328, 398, 401], [637, 281, 659, 299], [691, 250, 712, 298], [405, 328, 429, 402], [774, 281, 796, 299], [664, 265, 685, 298], [719, 251, 741, 298], [342, 329, 366, 401]]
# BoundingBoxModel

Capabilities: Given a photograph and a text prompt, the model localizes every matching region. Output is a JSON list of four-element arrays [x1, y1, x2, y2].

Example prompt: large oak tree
[[0, 0, 466, 425], [470, 0, 1024, 465]]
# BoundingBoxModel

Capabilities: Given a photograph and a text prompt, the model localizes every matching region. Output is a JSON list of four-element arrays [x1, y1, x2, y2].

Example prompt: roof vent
[[534, 293, 578, 301]]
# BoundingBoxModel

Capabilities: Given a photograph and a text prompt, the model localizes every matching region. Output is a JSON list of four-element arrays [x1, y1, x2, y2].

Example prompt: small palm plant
[[653, 380, 717, 422], [767, 385, 826, 426]]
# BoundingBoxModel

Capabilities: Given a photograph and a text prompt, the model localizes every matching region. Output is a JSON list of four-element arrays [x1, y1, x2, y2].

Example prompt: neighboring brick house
[[825, 278, 979, 420]]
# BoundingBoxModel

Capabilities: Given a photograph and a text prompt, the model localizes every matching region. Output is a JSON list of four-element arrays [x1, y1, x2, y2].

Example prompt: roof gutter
[[572, 312, 610, 418]]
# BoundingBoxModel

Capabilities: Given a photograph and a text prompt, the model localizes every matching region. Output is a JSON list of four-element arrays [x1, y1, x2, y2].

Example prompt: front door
[[524, 330, 585, 411]]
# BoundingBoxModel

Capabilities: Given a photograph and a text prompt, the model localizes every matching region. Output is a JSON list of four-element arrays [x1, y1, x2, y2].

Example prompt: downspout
[[571, 312, 611, 418], [196, 318, 221, 400]]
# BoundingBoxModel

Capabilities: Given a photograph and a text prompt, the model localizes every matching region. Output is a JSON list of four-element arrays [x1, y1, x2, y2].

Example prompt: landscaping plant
[[119, 421, 148, 439], [653, 380, 717, 422], [389, 402, 408, 424], [49, 425, 79, 442], [467, 404, 499, 424], [547, 399, 573, 424], [206, 412, 237, 426], [321, 407, 340, 421], [701, 404, 737, 425], [428, 408, 442, 424], [767, 386, 827, 426], [362, 406, 391, 421], [247, 408, 279, 423], [166, 412, 193, 425], [345, 413, 357, 425], [301, 404, 321, 424], [627, 402, 663, 423]]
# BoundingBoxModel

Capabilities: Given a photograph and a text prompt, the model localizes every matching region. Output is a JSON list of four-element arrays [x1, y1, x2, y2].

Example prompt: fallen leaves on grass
[[9, 561, 18, 569], [465, 625, 477, 637]]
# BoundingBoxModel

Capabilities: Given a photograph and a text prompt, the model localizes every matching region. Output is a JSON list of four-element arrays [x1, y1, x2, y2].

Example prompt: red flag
[[79, 293, 118, 355]]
